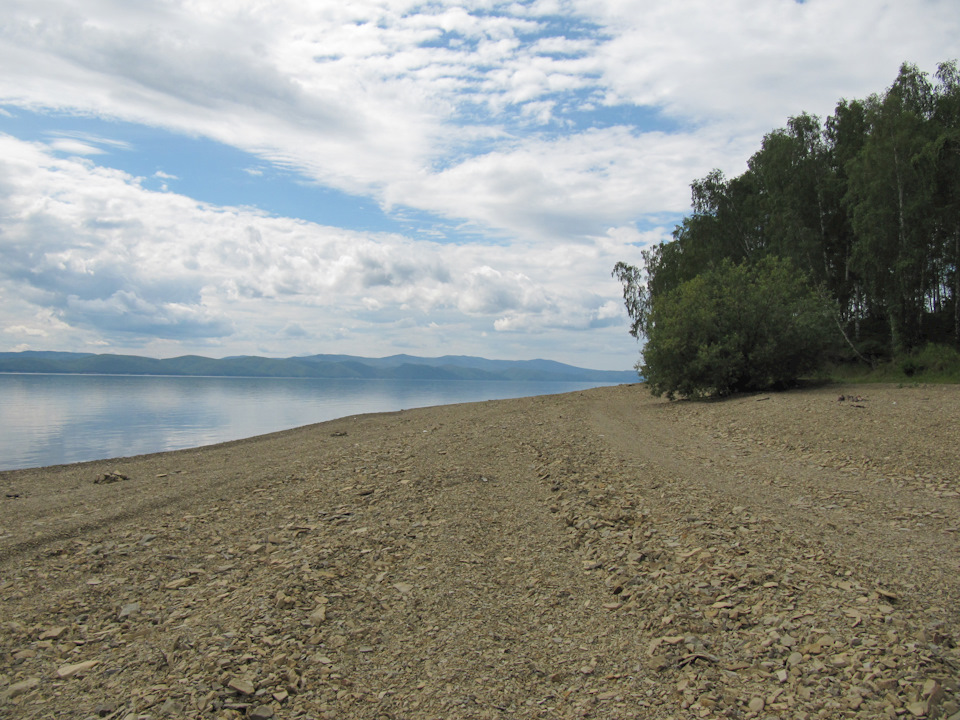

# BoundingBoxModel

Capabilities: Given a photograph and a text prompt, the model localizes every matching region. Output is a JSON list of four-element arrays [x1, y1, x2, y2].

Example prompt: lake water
[[0, 374, 619, 471]]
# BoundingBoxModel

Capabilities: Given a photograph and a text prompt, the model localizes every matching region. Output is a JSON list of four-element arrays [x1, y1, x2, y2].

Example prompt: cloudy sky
[[0, 0, 956, 370]]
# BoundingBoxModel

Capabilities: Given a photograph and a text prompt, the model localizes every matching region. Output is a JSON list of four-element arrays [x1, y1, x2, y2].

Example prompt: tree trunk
[[955, 231, 960, 344]]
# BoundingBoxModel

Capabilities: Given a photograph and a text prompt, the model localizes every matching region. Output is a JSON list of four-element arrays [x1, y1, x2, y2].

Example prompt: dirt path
[[1, 384, 959, 719]]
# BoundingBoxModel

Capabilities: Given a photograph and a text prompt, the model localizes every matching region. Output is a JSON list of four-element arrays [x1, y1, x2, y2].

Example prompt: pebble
[[2, 385, 959, 719], [118, 602, 140, 618], [3, 677, 40, 699], [56, 660, 99, 678], [227, 678, 255, 695]]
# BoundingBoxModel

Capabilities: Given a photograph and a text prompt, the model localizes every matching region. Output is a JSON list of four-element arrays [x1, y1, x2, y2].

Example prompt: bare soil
[[1, 383, 959, 719]]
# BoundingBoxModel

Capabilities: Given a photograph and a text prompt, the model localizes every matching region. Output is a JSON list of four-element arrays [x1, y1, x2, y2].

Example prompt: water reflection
[[0, 374, 609, 470]]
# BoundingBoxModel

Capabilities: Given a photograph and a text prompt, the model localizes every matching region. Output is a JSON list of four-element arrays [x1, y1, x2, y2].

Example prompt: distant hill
[[0, 351, 638, 383]]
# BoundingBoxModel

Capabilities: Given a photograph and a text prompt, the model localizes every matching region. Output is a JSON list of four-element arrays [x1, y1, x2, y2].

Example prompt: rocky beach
[[2, 383, 959, 719]]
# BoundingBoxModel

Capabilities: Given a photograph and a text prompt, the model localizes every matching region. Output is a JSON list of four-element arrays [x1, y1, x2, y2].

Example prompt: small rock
[[118, 602, 140, 618], [748, 696, 765, 713], [831, 652, 850, 667], [249, 706, 275, 719], [648, 655, 670, 671], [158, 698, 183, 716], [3, 677, 40, 699], [228, 677, 255, 695], [308, 606, 327, 624], [94, 471, 129, 484], [393, 582, 414, 595], [56, 659, 99, 678]]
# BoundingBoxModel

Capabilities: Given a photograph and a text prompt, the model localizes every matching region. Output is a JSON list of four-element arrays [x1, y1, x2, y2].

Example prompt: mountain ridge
[[0, 351, 638, 383]]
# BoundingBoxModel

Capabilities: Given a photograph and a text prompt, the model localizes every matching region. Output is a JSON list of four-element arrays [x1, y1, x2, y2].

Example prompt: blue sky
[[0, 0, 957, 370]]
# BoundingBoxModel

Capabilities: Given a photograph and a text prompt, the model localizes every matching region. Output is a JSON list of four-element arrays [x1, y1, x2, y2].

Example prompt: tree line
[[615, 60, 960, 397]]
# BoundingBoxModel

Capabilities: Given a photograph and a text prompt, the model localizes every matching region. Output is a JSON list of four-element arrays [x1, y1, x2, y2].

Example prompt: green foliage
[[826, 343, 960, 384], [640, 258, 834, 399], [615, 60, 960, 389], [903, 343, 960, 380]]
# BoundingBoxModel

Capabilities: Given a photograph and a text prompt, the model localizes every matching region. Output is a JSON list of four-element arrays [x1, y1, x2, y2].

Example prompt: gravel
[[1, 383, 959, 719]]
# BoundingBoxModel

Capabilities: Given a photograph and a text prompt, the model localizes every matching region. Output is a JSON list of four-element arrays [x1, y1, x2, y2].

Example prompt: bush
[[641, 257, 834, 399]]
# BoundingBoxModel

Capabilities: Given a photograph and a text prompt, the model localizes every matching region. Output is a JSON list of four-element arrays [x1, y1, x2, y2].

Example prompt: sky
[[0, 1, 957, 371]]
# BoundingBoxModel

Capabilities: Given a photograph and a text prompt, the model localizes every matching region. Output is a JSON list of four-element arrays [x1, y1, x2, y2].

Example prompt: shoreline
[[0, 377, 626, 473], [3, 383, 959, 718]]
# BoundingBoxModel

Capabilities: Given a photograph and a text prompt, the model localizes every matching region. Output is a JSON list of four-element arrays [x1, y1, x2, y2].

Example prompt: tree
[[636, 257, 834, 399], [846, 63, 938, 353], [615, 60, 959, 386], [929, 61, 960, 343]]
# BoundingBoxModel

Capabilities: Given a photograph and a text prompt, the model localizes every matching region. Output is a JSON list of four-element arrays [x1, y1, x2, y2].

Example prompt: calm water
[[0, 374, 615, 471]]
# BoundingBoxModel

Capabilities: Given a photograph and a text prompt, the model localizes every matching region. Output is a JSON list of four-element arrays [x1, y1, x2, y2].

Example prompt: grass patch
[[825, 343, 960, 384]]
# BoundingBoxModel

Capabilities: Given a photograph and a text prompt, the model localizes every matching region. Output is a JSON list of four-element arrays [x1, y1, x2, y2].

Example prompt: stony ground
[[1, 383, 959, 720]]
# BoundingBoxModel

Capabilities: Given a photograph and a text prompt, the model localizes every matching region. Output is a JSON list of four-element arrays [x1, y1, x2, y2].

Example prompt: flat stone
[[3, 677, 40, 699], [118, 602, 140, 618], [228, 677, 255, 695], [56, 660, 99, 678], [158, 698, 183, 715]]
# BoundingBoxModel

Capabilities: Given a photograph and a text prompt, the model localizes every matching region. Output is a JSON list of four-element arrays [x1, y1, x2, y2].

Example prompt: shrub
[[641, 257, 834, 399]]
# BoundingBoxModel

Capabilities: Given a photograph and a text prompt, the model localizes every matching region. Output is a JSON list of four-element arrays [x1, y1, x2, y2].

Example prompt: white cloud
[[386, 125, 748, 241], [0, 134, 640, 365], [48, 138, 106, 156], [1, 0, 957, 366], [3, 1, 956, 246], [45, 131, 134, 157], [577, 0, 960, 130], [3, 324, 48, 337]]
